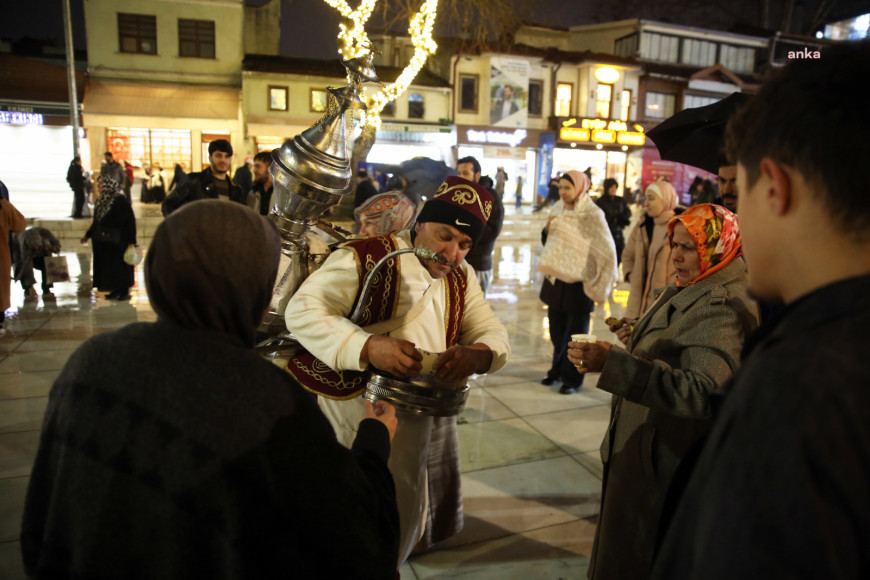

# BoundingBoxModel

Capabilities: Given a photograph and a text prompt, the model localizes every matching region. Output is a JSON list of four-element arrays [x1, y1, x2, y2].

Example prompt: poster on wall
[[490, 57, 529, 128], [107, 135, 130, 161], [537, 132, 555, 200]]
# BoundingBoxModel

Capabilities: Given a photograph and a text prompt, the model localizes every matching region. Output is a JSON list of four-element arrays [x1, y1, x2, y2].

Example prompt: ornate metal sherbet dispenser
[[258, 54, 378, 341]]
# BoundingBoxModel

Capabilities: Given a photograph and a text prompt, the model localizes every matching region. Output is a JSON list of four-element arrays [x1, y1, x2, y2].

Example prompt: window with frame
[[459, 74, 478, 112], [681, 38, 717, 67], [178, 19, 215, 59], [556, 83, 573, 117], [310, 89, 328, 113], [381, 100, 395, 117], [118, 13, 157, 54], [683, 94, 721, 110], [596, 84, 613, 118], [645, 92, 676, 119], [268, 86, 288, 111], [640, 32, 679, 63], [408, 93, 424, 119], [720, 44, 756, 73], [528, 80, 543, 116], [620, 89, 632, 121]]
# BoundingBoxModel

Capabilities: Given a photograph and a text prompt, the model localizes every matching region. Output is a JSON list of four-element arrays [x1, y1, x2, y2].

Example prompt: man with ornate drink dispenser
[[284, 175, 511, 564]]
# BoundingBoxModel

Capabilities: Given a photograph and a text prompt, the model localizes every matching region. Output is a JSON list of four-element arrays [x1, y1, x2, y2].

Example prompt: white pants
[[318, 396, 433, 565]]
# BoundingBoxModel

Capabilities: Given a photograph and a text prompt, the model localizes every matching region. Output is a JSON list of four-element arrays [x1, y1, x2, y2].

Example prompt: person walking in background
[[456, 156, 503, 296], [22, 200, 401, 579], [494, 167, 508, 199], [595, 178, 632, 266], [81, 177, 137, 301], [569, 204, 758, 579], [66, 157, 86, 218], [247, 151, 275, 216], [162, 140, 244, 215], [538, 170, 616, 395], [622, 181, 680, 320], [14, 227, 61, 301], [0, 196, 26, 335], [168, 163, 187, 195], [515, 175, 524, 210], [233, 157, 253, 195]]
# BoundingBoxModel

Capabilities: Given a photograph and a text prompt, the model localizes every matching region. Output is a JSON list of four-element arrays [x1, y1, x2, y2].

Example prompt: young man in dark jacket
[[456, 156, 503, 296], [162, 139, 244, 215], [66, 157, 86, 218]]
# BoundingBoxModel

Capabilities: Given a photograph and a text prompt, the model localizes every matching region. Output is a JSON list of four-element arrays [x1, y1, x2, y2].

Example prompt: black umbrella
[[384, 157, 455, 203], [646, 92, 751, 174]]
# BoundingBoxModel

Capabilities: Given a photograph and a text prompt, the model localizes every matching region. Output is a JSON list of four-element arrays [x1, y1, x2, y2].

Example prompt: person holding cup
[[567, 204, 758, 579]]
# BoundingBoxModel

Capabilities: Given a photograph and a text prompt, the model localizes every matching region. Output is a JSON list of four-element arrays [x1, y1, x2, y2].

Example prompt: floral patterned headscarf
[[667, 203, 742, 286]]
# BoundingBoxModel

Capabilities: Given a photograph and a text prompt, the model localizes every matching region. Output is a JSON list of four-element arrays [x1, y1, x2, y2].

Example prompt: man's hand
[[361, 335, 423, 378], [432, 344, 493, 382], [363, 400, 397, 441], [608, 317, 634, 346]]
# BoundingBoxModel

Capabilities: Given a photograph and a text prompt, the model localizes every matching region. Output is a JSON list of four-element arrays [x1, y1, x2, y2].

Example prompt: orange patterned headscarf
[[667, 203, 742, 286]]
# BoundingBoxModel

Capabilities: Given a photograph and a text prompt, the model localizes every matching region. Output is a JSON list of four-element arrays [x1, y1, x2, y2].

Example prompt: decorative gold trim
[[432, 181, 492, 221]]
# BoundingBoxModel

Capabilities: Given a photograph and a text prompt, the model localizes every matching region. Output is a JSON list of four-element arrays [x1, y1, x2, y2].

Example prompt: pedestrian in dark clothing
[[652, 40, 870, 580], [162, 140, 244, 215], [456, 156, 503, 295], [22, 200, 400, 580], [81, 177, 136, 300], [233, 158, 253, 195], [14, 227, 61, 299], [595, 178, 632, 265], [353, 169, 379, 210], [66, 157, 86, 218], [168, 163, 188, 194]]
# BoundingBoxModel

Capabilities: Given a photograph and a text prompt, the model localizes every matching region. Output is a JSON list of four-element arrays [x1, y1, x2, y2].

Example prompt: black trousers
[[546, 308, 591, 389], [72, 187, 85, 218]]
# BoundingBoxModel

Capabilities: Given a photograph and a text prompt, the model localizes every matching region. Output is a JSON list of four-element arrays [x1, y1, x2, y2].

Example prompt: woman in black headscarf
[[22, 200, 400, 579], [81, 176, 137, 300]]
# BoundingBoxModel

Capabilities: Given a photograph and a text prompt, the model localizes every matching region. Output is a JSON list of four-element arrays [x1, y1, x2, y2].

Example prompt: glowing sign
[[466, 128, 528, 147], [559, 117, 645, 146], [0, 111, 44, 125], [617, 132, 646, 146], [559, 127, 590, 141]]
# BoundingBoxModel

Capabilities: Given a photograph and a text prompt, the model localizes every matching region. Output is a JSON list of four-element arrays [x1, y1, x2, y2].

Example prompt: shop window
[[528, 80, 543, 117], [178, 19, 215, 59], [268, 86, 288, 112], [118, 13, 157, 55], [620, 89, 632, 121], [459, 74, 478, 112], [408, 93, 424, 119], [596, 84, 613, 119], [106, 128, 191, 173], [310, 89, 328, 113], [556, 83, 573, 117], [720, 44, 756, 73], [645, 92, 676, 119]]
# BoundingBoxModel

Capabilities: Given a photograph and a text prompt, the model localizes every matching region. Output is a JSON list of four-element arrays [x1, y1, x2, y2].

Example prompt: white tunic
[[284, 229, 511, 563]]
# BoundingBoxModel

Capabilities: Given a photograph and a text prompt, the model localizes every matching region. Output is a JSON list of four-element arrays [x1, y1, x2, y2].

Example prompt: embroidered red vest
[[286, 233, 468, 399]]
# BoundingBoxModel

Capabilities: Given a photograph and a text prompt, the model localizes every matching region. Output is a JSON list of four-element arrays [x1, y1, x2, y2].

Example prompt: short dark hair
[[253, 151, 272, 165], [457, 156, 481, 176], [104, 151, 113, 158], [603, 178, 618, 193], [208, 139, 233, 157], [726, 40, 870, 238]]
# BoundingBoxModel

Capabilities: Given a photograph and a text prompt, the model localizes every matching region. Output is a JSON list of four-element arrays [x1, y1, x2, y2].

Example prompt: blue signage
[[537, 132, 555, 200]]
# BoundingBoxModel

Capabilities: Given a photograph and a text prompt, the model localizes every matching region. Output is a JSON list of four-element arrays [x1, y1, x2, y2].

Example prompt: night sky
[[1, 0, 863, 60]]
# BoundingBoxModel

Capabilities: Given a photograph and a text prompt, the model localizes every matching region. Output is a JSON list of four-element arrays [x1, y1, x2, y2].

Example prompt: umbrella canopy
[[646, 92, 752, 174], [383, 157, 455, 204]]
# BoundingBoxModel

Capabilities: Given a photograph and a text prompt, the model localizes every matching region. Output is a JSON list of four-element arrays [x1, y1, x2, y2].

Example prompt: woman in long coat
[[622, 181, 679, 319], [81, 177, 137, 300], [568, 204, 759, 579], [0, 198, 27, 332]]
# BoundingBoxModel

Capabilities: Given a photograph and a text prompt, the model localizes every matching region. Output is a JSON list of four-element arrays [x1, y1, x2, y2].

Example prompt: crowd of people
[[5, 40, 869, 579]]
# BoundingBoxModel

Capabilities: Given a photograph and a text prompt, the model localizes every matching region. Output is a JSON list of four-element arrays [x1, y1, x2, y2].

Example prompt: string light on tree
[[322, 0, 439, 130]]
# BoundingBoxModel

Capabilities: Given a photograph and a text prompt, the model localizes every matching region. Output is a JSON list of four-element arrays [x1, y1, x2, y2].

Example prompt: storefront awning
[[84, 80, 239, 120]]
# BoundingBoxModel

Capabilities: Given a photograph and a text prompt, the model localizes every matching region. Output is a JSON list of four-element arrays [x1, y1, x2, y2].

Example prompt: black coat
[[162, 168, 244, 216], [465, 178, 504, 272], [21, 320, 400, 580], [652, 273, 870, 579], [84, 198, 136, 291], [595, 194, 632, 241]]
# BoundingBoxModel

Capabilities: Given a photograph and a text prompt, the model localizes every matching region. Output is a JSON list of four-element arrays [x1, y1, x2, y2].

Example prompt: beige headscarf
[[645, 181, 678, 225]]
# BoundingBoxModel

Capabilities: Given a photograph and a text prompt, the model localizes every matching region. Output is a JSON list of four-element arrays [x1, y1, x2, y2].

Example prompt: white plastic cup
[[571, 333, 597, 343]]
